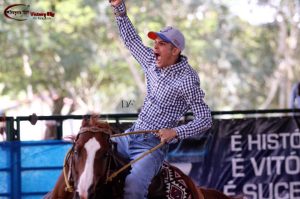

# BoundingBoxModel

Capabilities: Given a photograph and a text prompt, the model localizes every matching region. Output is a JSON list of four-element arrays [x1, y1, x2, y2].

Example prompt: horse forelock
[[81, 115, 110, 129], [80, 116, 112, 136]]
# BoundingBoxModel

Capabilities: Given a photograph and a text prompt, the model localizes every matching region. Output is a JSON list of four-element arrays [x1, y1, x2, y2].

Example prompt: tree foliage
[[0, 0, 299, 115]]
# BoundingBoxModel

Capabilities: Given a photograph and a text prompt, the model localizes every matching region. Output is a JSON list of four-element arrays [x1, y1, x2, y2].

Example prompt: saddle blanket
[[162, 162, 193, 199]]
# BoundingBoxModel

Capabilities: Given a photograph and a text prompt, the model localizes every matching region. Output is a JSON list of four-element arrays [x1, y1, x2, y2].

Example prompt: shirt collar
[[160, 55, 188, 75]]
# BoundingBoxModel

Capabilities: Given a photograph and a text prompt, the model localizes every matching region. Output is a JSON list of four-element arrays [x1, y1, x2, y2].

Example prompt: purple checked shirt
[[114, 3, 212, 139]]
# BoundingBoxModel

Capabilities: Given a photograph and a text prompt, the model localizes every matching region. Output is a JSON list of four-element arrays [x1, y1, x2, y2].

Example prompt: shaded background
[[1, 0, 300, 118]]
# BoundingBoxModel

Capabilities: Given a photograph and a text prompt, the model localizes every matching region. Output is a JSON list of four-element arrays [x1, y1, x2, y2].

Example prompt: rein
[[107, 140, 165, 182], [62, 128, 164, 193], [111, 129, 159, 137], [63, 148, 74, 192], [63, 126, 112, 193], [108, 129, 164, 181]]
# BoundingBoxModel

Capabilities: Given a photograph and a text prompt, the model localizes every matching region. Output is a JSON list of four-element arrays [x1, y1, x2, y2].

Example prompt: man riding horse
[[45, 117, 242, 199], [109, 0, 212, 198]]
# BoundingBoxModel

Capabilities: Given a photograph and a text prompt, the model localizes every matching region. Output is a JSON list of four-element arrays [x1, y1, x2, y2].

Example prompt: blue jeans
[[112, 132, 168, 199]]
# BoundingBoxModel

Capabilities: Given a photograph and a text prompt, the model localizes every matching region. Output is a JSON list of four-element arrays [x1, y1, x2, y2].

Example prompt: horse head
[[67, 116, 113, 199]]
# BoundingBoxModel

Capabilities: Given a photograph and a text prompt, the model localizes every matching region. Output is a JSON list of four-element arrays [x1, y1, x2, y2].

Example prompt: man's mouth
[[155, 53, 161, 62]]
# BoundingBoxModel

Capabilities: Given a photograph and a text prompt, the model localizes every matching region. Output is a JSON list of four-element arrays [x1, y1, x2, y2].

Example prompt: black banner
[[170, 116, 300, 198]]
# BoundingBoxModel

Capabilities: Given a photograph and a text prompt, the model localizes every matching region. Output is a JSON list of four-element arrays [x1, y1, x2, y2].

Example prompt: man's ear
[[172, 47, 181, 56]]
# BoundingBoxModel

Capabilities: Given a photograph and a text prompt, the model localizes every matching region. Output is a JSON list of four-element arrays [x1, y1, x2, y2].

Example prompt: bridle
[[63, 127, 164, 194], [63, 126, 112, 193]]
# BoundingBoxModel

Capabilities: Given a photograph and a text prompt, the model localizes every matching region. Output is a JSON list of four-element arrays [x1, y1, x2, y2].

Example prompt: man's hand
[[109, 0, 122, 7], [157, 128, 177, 143]]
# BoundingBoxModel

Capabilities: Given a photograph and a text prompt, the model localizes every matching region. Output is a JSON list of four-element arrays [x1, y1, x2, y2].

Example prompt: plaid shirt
[[114, 3, 212, 139]]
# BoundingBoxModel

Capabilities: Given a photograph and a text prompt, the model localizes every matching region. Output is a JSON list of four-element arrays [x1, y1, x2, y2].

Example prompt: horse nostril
[[79, 195, 87, 199]]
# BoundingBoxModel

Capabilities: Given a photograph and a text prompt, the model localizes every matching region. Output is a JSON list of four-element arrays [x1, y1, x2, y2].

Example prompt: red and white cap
[[148, 26, 185, 51]]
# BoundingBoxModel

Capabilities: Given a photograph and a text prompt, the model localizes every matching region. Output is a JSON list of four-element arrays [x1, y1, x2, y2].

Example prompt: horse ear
[[81, 116, 90, 127]]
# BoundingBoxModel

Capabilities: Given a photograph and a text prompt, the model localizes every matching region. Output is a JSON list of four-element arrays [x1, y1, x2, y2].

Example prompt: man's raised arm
[[109, 0, 153, 70]]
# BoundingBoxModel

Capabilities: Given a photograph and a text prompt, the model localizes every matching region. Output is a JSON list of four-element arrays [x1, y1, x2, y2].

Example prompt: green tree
[[1, 0, 300, 118]]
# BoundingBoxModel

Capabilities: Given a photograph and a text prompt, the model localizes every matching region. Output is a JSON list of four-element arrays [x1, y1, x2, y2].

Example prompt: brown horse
[[44, 117, 241, 199]]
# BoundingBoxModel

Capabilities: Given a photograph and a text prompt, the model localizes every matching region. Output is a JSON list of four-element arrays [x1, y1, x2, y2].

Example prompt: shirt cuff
[[174, 126, 186, 140]]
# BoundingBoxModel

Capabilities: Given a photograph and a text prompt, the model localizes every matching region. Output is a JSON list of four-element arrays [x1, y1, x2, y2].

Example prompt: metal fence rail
[[2, 109, 299, 141]]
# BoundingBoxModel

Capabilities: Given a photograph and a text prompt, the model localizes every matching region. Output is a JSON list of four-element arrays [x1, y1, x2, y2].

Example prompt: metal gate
[[0, 141, 71, 199]]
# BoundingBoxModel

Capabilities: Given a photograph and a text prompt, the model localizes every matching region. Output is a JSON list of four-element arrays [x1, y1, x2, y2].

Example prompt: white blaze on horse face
[[77, 137, 101, 199]]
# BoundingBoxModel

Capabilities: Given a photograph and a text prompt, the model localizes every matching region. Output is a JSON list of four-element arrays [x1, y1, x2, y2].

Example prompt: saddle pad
[[162, 162, 192, 199]]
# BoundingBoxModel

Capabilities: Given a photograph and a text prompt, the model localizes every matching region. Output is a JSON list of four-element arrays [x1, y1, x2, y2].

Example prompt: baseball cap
[[148, 26, 185, 51]]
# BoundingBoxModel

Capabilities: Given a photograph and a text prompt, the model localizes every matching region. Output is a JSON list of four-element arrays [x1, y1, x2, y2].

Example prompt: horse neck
[[86, 143, 127, 199]]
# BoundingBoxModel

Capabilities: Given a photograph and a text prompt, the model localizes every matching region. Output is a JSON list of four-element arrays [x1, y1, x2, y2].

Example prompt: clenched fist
[[157, 128, 178, 143], [109, 0, 122, 7]]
